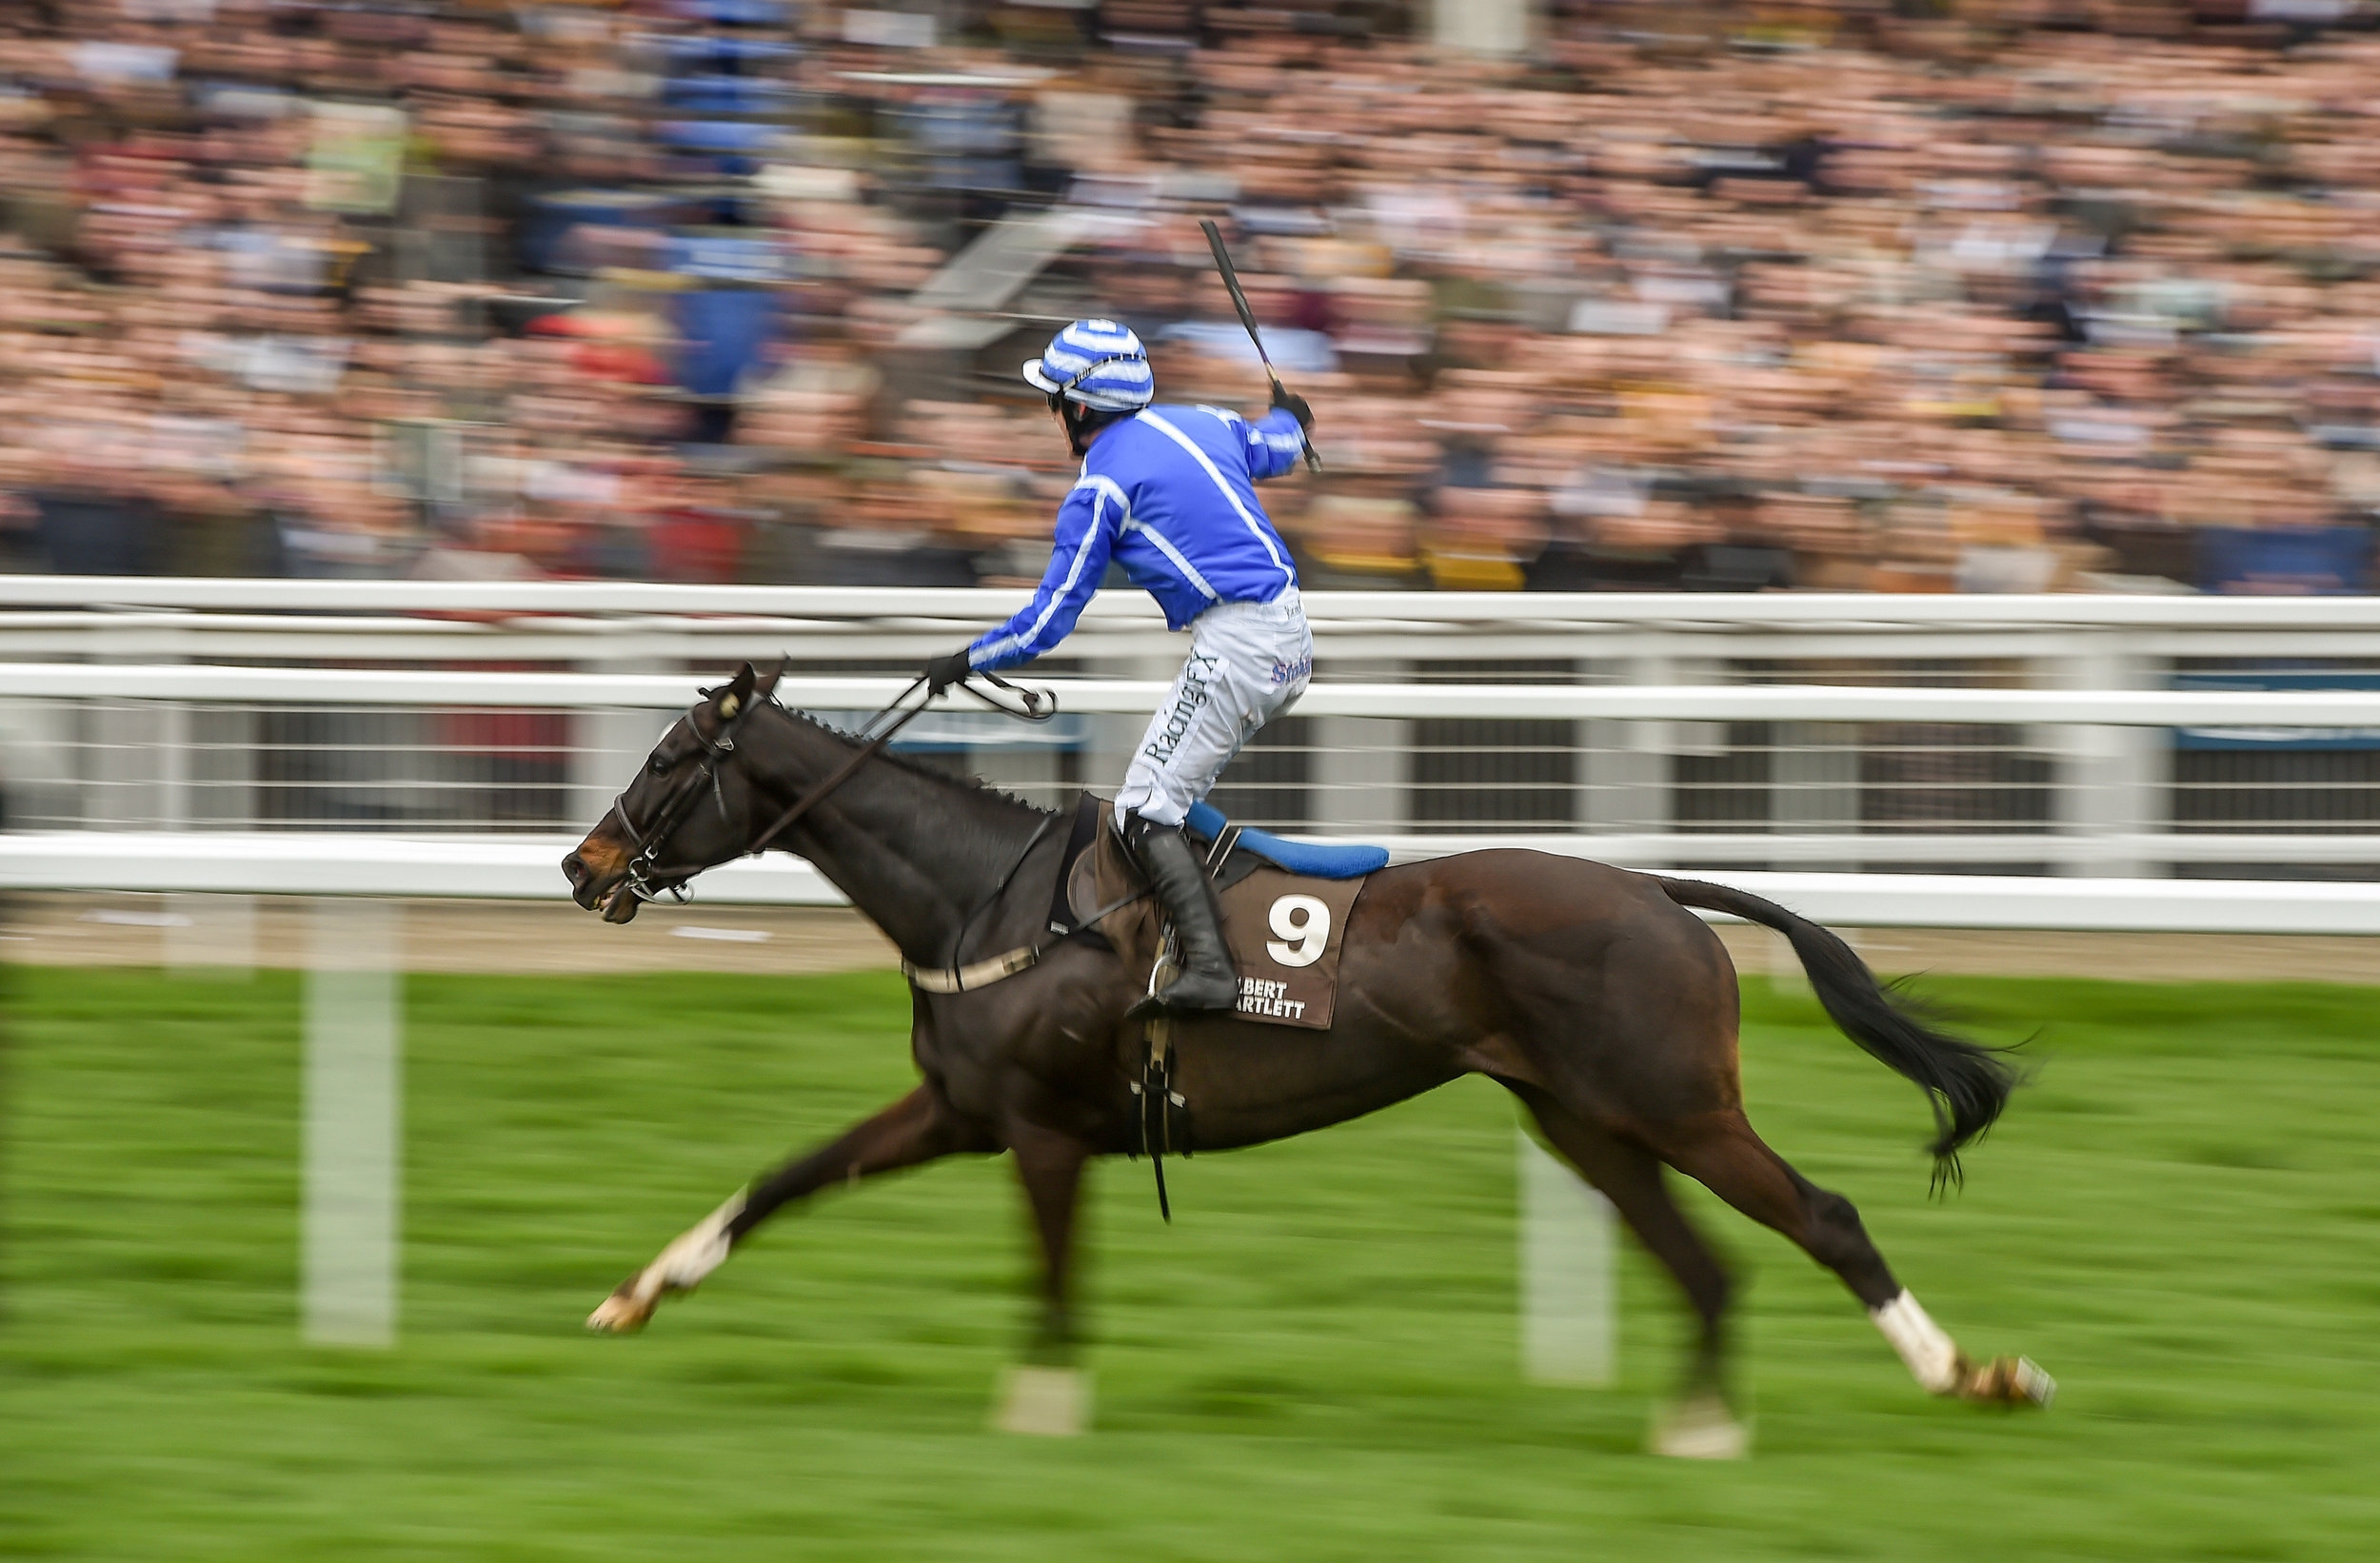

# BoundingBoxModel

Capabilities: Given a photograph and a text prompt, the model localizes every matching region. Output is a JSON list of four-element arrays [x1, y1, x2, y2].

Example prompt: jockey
[[924, 319, 1315, 1014]]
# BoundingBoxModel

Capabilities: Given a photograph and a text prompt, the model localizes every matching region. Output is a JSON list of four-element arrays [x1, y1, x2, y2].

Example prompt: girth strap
[[903, 796, 1161, 999], [901, 945, 1041, 994]]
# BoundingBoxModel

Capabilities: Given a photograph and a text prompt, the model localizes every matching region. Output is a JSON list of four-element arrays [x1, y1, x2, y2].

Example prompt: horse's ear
[[754, 654, 787, 701], [716, 662, 758, 720]]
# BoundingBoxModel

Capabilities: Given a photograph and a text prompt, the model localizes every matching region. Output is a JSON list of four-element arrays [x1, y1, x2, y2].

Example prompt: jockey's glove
[[1270, 382, 1315, 434], [924, 649, 974, 697]]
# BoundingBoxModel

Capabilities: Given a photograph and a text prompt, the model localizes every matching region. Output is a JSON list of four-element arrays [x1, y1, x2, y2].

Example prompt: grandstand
[[6, 1, 2380, 593]]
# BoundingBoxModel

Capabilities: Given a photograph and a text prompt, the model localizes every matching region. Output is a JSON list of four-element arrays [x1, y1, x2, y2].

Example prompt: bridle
[[611, 686, 763, 907], [612, 665, 1055, 909]]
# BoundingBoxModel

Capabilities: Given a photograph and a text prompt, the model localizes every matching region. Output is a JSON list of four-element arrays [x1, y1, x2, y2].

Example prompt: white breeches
[[1115, 587, 1312, 828]]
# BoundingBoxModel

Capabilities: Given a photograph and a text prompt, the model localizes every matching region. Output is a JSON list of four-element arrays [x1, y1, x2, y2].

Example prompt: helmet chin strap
[[1041, 349, 1142, 457], [1052, 394, 1130, 459]]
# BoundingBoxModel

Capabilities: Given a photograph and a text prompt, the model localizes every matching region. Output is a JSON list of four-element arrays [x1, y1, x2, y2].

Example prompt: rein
[[616, 667, 1053, 910], [741, 677, 935, 860]]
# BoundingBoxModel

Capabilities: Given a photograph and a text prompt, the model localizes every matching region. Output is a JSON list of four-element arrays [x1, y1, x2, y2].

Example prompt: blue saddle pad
[[1184, 801, 1389, 880]]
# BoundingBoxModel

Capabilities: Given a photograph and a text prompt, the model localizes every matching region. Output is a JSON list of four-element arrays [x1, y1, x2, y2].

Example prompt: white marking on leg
[[654, 1192, 745, 1292], [587, 1192, 746, 1333], [1650, 1394, 1750, 1459], [1870, 1289, 1961, 1395], [991, 1366, 1092, 1436]]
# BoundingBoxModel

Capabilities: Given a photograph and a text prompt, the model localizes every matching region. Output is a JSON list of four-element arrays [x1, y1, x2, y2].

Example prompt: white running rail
[[10, 578, 2380, 930]]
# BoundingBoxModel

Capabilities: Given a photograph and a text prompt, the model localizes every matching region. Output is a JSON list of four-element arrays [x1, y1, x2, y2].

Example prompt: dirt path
[[2, 893, 896, 978], [9, 891, 2380, 986]]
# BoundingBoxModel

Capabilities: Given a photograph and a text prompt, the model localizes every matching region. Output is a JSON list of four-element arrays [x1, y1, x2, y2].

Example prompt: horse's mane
[[779, 704, 1059, 821]]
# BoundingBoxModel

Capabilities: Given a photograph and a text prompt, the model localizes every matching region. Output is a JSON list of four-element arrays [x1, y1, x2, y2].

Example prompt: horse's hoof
[[1959, 1355, 2054, 1408], [586, 1288, 653, 1334], [1650, 1395, 1750, 1459], [991, 1365, 1091, 1436], [587, 1197, 740, 1335]]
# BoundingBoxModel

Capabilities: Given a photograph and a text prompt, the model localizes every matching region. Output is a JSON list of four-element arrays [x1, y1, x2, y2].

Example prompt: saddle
[[1049, 794, 1383, 1031]]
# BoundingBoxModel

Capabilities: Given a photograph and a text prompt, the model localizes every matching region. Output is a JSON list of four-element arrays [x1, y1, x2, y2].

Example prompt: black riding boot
[[1121, 813, 1239, 1013]]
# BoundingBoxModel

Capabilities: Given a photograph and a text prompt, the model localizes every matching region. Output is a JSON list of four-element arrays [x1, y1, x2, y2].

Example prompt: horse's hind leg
[[587, 1083, 988, 1333], [1509, 1084, 1747, 1458], [1654, 1109, 2053, 1408]]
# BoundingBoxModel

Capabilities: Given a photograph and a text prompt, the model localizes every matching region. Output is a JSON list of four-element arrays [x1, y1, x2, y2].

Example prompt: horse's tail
[[1656, 876, 2018, 1190]]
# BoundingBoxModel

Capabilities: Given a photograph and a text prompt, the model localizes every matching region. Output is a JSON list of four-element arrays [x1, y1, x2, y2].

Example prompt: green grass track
[[3, 964, 2375, 1560]]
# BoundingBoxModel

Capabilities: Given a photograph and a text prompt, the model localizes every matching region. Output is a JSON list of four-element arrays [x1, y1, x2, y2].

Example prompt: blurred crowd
[[7, 1, 2380, 591]]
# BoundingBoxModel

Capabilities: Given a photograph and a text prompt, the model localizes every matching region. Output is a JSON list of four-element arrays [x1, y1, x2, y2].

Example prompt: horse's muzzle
[[562, 843, 638, 920]]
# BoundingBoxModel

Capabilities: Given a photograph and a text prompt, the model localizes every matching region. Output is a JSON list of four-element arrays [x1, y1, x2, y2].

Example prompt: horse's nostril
[[562, 853, 586, 887]]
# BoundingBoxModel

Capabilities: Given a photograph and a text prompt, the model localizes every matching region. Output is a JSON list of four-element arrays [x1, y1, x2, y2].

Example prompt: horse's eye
[[647, 754, 671, 776]]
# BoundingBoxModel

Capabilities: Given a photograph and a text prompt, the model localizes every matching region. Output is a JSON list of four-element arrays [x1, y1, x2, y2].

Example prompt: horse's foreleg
[[990, 1119, 1093, 1435], [587, 1084, 985, 1334], [728, 1082, 993, 1236], [1008, 1120, 1090, 1360]]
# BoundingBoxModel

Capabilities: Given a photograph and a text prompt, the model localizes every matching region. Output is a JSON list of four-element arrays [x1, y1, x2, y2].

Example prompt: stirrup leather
[[1130, 934, 1192, 1222]]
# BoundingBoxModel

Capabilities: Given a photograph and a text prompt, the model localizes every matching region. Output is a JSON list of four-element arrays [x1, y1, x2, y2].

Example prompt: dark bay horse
[[561, 663, 2051, 1454]]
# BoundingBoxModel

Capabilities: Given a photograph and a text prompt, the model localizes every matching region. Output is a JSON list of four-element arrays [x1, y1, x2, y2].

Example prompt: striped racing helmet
[[1021, 319, 1154, 411]]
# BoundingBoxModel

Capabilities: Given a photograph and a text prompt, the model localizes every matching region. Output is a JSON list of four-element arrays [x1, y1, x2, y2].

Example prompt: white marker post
[[302, 898, 401, 1347], [1518, 1128, 1616, 1387]]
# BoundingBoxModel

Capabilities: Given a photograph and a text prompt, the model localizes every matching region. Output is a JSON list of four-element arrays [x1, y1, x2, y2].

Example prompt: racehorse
[[561, 663, 2052, 1455]]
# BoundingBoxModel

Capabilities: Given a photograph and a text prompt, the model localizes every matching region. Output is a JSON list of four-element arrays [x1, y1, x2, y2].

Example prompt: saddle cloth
[[1061, 798, 1375, 1030]]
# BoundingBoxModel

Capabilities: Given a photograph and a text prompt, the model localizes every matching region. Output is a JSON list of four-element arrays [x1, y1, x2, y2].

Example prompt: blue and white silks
[[965, 403, 1308, 672]]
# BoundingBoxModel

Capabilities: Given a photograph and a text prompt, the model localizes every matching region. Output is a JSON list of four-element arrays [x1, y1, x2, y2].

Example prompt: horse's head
[[563, 661, 783, 923]]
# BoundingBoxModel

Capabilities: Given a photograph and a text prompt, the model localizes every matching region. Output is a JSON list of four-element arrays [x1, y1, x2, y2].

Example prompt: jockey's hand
[[1270, 381, 1314, 434], [924, 649, 974, 697]]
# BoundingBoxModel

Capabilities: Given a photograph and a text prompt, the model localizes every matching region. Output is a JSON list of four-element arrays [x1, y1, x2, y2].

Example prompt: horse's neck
[[764, 722, 1044, 964]]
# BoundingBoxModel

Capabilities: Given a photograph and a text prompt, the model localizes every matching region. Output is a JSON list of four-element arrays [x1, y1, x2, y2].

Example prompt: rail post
[[1312, 657, 1410, 837], [1518, 1128, 1616, 1387], [2052, 638, 2168, 878], [571, 656, 672, 832], [1583, 653, 1677, 856], [302, 897, 403, 1348]]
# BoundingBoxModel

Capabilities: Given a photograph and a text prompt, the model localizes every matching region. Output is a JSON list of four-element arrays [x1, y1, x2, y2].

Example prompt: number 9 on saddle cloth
[[1056, 796, 1384, 1032]]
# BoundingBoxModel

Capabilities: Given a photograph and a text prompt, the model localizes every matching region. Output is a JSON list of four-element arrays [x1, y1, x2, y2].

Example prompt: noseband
[[613, 670, 1054, 906]]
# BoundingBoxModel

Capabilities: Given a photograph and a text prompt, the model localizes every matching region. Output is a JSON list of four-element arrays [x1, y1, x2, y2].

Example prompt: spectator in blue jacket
[[925, 319, 1315, 1013]]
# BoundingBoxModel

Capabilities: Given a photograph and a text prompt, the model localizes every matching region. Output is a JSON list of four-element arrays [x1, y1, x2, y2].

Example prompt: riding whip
[[1199, 218, 1322, 473]]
